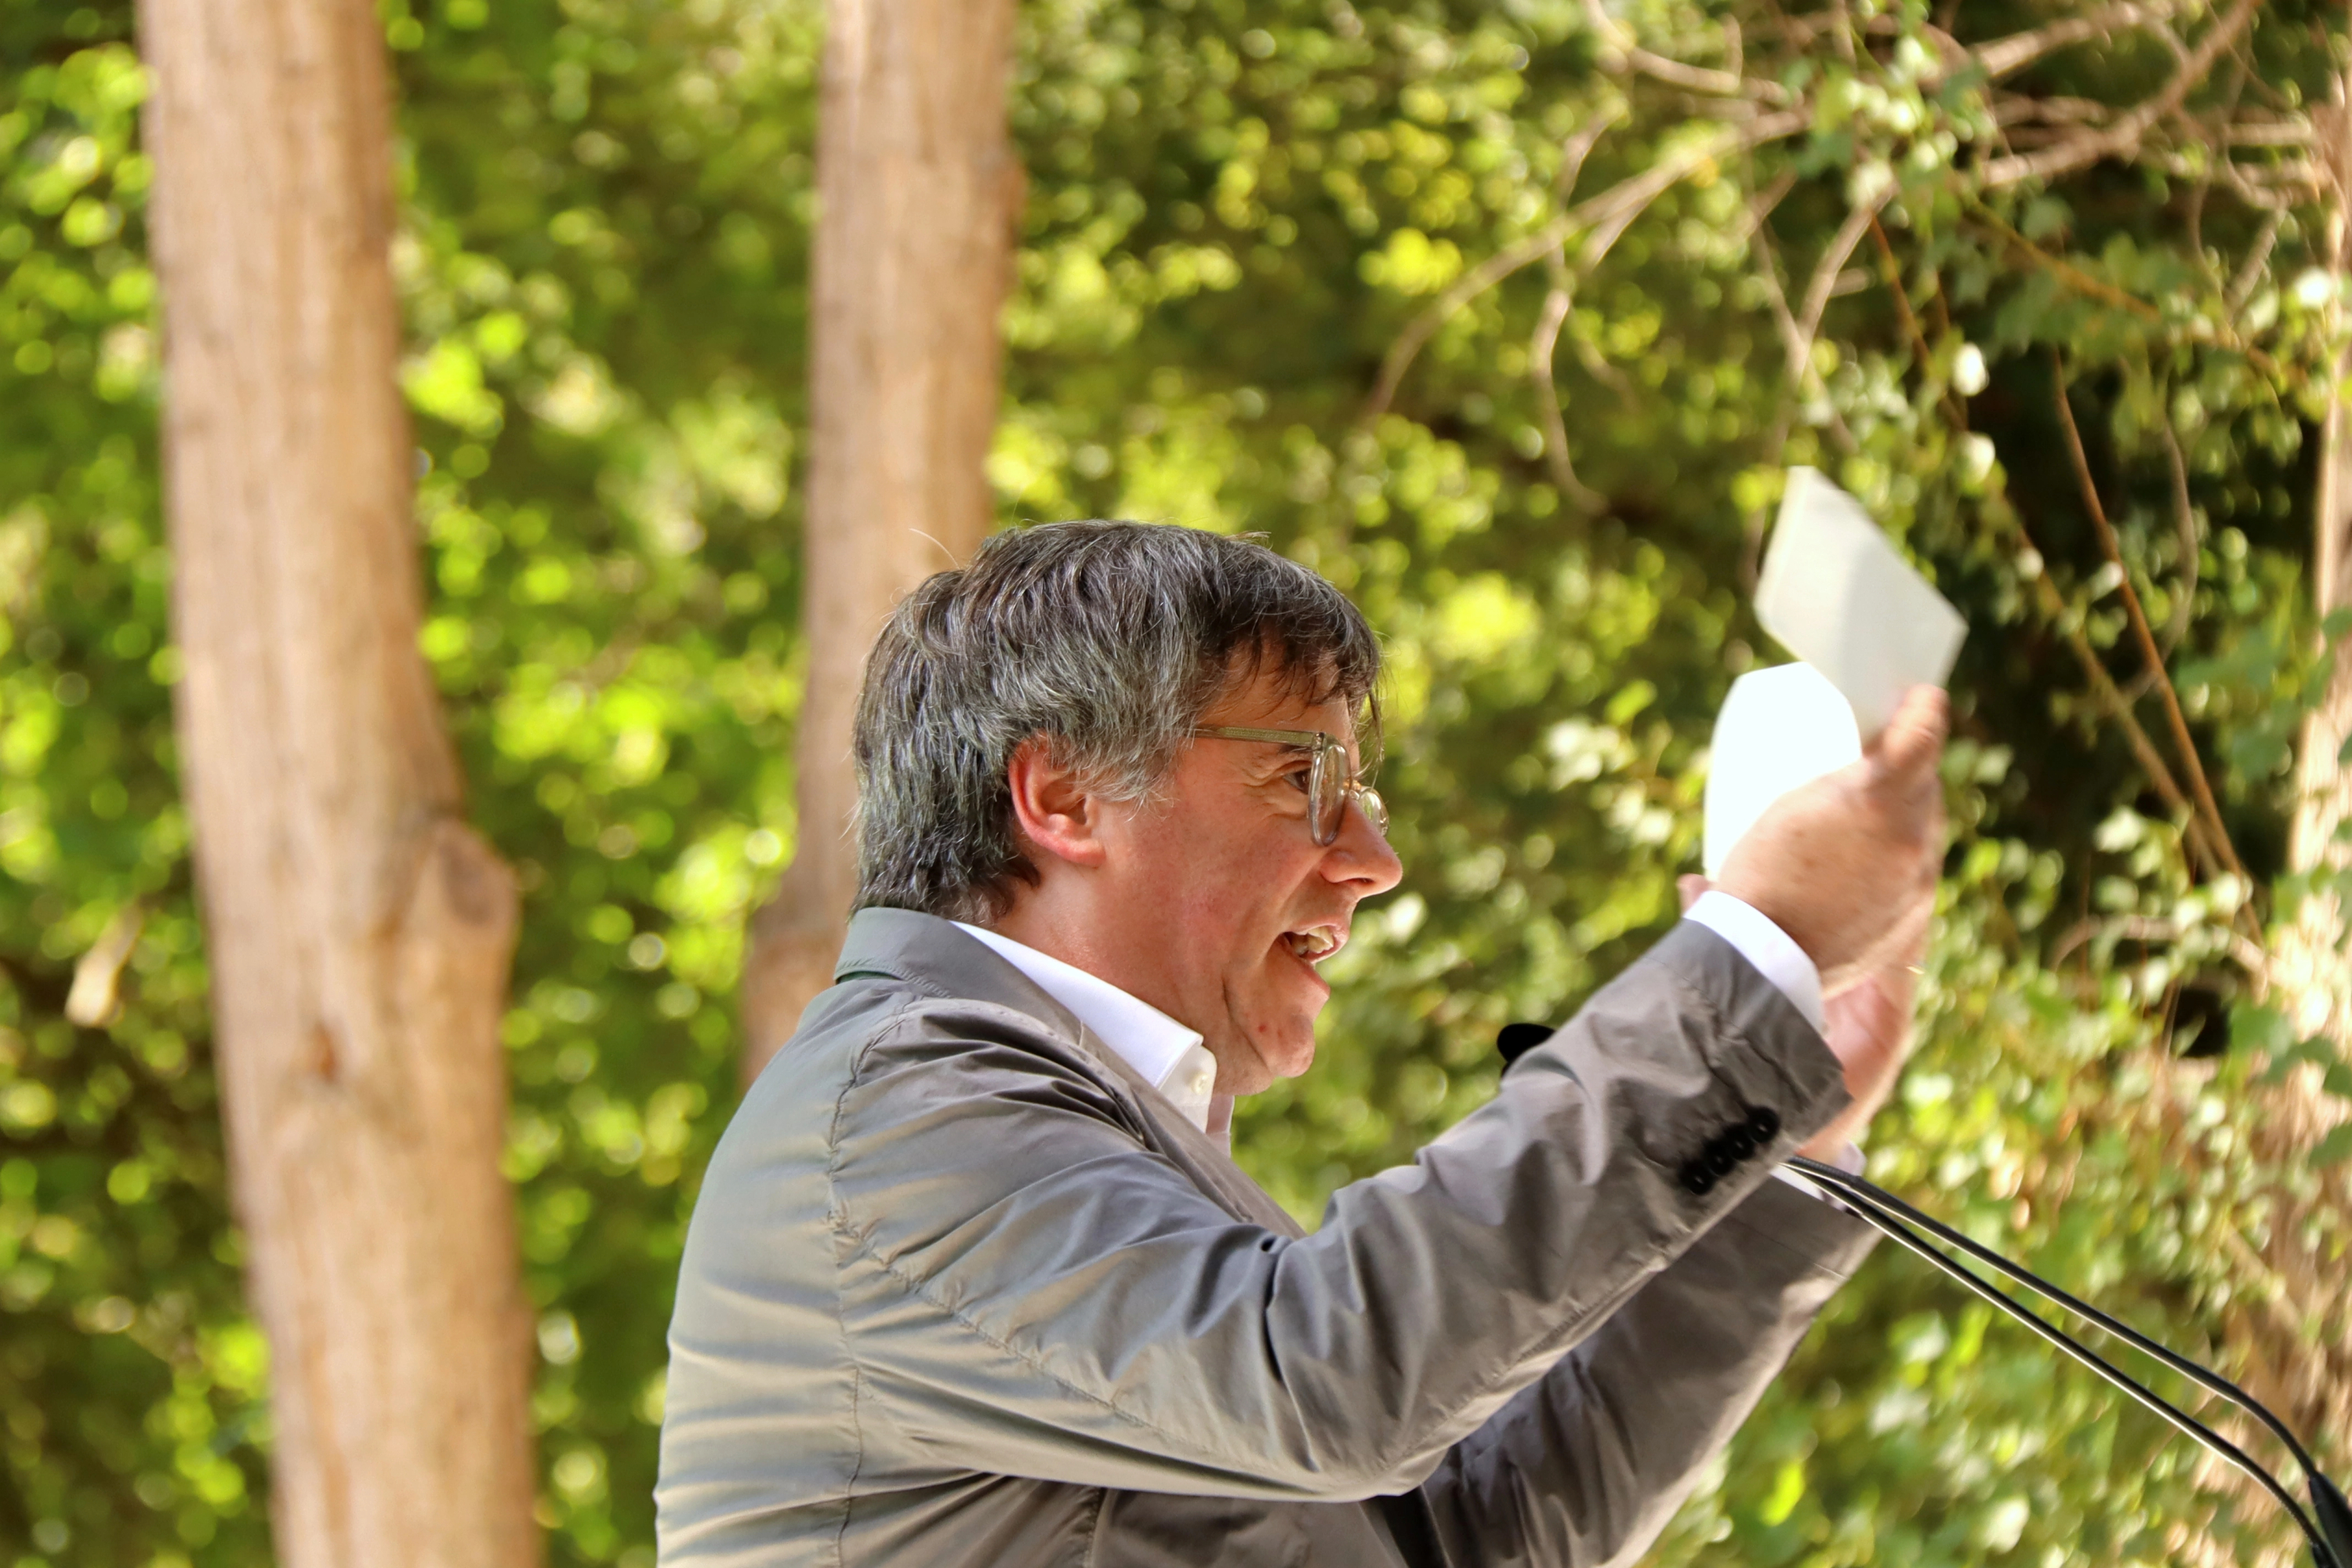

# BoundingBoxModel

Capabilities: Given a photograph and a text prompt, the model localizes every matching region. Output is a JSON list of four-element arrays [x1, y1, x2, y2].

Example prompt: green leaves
[[8, 0, 2352, 1563]]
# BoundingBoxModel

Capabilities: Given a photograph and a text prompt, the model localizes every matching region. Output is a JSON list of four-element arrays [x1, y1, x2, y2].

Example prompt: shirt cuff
[[1682, 890, 1824, 1033]]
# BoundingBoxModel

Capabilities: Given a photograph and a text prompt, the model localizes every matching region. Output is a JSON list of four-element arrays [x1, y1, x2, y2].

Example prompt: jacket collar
[[833, 906, 1090, 1045], [833, 906, 1307, 1239]]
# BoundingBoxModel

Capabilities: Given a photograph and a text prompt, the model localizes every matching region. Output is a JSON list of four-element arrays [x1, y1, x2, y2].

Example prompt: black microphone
[[1785, 1155, 2352, 1568]]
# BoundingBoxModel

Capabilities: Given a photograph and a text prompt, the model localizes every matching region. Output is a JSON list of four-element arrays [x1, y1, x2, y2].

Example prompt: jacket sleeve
[[829, 920, 1853, 1504], [1412, 1173, 1876, 1566]]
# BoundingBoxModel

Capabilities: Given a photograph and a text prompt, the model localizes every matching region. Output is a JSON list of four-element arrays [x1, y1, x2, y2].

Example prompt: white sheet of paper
[[1703, 662, 1862, 878], [1755, 467, 1966, 738]]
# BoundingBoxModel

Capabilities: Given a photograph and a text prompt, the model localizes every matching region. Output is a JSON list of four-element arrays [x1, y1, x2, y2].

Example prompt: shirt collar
[[951, 922, 1219, 1132]]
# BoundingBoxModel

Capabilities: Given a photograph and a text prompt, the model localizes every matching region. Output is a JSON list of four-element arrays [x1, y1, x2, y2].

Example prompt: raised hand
[[1715, 685, 1947, 996]]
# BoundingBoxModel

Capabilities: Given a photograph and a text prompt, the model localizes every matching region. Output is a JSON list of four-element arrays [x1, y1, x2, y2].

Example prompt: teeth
[[1284, 929, 1342, 963]]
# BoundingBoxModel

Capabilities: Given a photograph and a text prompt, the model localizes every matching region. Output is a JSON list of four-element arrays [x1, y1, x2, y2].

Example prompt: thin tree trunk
[[2234, 74, 2352, 1465], [739, 0, 1022, 1079], [138, 0, 539, 1563]]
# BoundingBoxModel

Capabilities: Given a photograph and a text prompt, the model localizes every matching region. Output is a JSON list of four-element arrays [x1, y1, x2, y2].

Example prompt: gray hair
[[852, 521, 1381, 921]]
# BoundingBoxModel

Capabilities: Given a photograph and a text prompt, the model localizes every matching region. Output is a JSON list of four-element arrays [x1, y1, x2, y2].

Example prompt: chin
[[1258, 1022, 1321, 1081], [1270, 1047, 1317, 1082], [1217, 1015, 1319, 1091], [1232, 963, 1330, 1083]]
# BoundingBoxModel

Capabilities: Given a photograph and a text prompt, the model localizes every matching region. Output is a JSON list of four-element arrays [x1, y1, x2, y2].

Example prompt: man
[[659, 521, 1944, 1566]]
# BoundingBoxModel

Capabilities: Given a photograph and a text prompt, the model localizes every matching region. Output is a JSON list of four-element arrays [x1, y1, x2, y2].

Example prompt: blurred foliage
[[4, 0, 2350, 1565]]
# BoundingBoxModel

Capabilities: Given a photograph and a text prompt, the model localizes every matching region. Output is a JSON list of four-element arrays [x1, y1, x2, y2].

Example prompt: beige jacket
[[656, 909, 1874, 1566]]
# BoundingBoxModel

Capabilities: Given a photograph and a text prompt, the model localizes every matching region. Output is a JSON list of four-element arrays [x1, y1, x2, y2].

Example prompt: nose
[[1324, 796, 1403, 895]]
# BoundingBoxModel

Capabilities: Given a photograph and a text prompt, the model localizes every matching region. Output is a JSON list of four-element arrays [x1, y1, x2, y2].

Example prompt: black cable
[[1790, 1154, 2323, 1486], [1784, 1156, 2346, 1568]]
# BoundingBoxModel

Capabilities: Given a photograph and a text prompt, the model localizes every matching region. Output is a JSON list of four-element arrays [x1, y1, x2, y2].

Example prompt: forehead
[[1198, 659, 1356, 731]]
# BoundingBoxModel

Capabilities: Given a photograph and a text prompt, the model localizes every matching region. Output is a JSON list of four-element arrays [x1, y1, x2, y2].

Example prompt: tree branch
[[1867, 213, 1969, 429], [1971, 1, 2175, 81], [2227, 209, 2283, 311], [2226, 120, 2315, 147], [1790, 188, 1893, 386], [1977, 0, 2260, 188], [2050, 358, 2248, 884], [1583, 0, 1790, 103], [1993, 94, 2122, 128], [2049, 912, 2267, 976], [2155, 418, 2201, 659], [1521, 106, 1624, 509], [2037, 557, 2232, 880], [1357, 108, 1805, 432], [1969, 202, 2286, 380], [1748, 209, 1856, 454], [1990, 466, 2231, 882], [1528, 272, 1606, 511]]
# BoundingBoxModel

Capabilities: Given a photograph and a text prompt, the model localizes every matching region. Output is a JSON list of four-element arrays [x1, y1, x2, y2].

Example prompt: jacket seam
[[835, 1087, 1668, 1491], [859, 1243, 1197, 1445], [1661, 942, 1825, 1108], [1647, 955, 1828, 1138], [1079, 1486, 1110, 1568], [836, 961, 957, 1002], [829, 1360, 866, 1565], [823, 993, 927, 1559]]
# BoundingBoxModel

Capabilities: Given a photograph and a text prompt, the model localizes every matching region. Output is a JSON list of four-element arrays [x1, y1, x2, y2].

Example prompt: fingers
[[1869, 685, 1949, 783], [1864, 688, 1948, 870], [1882, 888, 1933, 969], [1831, 883, 1935, 994], [1677, 873, 1711, 913]]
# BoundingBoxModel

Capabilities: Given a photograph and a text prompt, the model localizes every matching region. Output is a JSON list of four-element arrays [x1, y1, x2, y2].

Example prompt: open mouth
[[1280, 924, 1347, 966]]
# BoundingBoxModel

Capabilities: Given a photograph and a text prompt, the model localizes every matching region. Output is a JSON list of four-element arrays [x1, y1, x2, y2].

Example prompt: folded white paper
[[1755, 467, 1967, 739], [1703, 662, 1862, 878]]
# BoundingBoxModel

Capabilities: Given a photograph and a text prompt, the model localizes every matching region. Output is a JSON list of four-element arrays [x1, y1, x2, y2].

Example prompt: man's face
[[1087, 664, 1404, 1094]]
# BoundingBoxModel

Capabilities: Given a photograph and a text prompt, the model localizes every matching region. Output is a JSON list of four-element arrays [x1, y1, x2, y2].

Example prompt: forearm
[[1414, 1177, 1877, 1566]]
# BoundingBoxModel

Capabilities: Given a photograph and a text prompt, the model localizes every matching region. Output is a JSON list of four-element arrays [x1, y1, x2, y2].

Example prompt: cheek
[[1113, 810, 1263, 949], [1131, 800, 1303, 911]]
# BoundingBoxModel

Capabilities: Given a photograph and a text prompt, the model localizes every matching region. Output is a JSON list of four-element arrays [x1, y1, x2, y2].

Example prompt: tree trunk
[[2235, 78, 2352, 1466], [739, 0, 1022, 1080], [138, 1, 540, 1564]]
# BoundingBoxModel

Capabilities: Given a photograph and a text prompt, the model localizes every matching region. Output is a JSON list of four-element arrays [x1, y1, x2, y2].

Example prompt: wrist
[[1683, 890, 1826, 1034], [1711, 869, 1809, 949]]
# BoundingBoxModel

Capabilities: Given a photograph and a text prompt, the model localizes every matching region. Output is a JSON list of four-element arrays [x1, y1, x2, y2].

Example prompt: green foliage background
[[3, 0, 2349, 1563]]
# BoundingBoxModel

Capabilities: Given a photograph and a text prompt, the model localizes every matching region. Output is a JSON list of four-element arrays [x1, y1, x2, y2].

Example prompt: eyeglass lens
[[1311, 745, 1388, 845], [1312, 748, 1341, 844]]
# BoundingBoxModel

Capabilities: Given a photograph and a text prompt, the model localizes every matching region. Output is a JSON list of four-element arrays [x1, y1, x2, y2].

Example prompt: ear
[[1006, 738, 1110, 871]]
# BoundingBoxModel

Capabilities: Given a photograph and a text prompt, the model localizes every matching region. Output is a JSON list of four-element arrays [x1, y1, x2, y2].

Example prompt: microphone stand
[[1784, 1156, 2352, 1568]]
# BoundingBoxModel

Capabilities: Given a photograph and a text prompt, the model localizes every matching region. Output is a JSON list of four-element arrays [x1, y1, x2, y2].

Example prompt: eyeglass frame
[[1191, 724, 1388, 847]]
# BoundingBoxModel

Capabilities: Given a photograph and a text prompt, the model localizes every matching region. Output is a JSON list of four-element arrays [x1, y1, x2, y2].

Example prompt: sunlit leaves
[[0, 9, 262, 1560], [9, 0, 2352, 1563]]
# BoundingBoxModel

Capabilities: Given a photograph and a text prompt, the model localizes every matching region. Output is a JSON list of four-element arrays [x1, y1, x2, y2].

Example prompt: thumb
[[1869, 685, 1948, 787], [1678, 873, 1711, 914]]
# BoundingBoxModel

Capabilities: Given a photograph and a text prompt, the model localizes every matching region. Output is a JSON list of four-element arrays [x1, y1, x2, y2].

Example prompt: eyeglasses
[[1193, 725, 1388, 847]]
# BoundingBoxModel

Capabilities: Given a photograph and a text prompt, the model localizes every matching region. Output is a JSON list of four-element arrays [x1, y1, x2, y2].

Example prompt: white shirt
[[1682, 891, 1823, 1031], [954, 895, 1853, 1185], [953, 922, 1223, 1133]]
